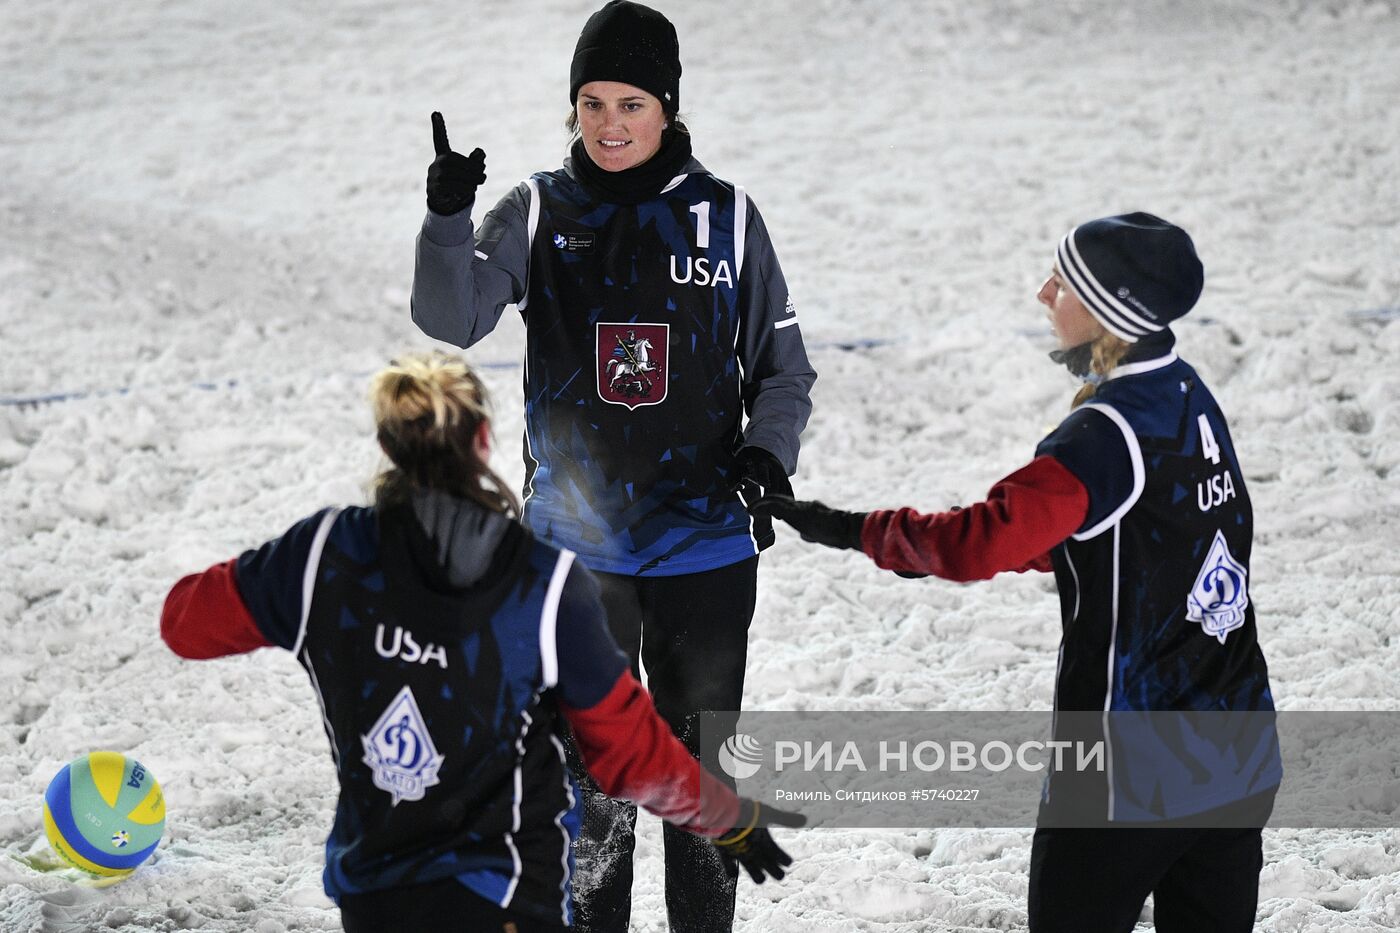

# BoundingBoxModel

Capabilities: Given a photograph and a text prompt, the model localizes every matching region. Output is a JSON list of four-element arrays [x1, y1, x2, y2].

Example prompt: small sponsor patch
[[552, 231, 595, 252]]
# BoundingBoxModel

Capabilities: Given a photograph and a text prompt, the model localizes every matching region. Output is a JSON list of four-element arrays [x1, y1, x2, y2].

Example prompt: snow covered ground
[[2, 0, 1399, 929]]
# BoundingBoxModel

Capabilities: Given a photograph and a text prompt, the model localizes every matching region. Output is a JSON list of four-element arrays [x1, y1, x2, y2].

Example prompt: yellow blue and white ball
[[43, 751, 165, 877]]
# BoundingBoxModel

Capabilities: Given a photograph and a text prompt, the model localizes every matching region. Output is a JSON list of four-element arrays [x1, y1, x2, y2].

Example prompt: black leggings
[[568, 556, 759, 933], [1028, 789, 1276, 933], [339, 875, 568, 933]]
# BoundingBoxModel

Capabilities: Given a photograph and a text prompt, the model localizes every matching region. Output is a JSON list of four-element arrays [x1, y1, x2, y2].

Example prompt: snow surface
[[2, 0, 1399, 930]]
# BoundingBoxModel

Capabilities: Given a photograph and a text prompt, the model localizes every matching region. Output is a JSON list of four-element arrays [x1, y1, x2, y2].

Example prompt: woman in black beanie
[[411, 3, 816, 931]]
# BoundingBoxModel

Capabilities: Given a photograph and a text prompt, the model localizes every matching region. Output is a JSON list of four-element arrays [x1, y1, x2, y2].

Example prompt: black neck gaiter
[[1049, 329, 1178, 380], [569, 130, 693, 205]]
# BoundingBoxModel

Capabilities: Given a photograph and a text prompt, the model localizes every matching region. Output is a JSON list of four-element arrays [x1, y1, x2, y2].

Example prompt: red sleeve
[[560, 671, 741, 838], [860, 456, 1089, 582], [161, 559, 275, 659]]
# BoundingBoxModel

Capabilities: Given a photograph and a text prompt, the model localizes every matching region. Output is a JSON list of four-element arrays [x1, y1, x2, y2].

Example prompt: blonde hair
[[1071, 332, 1132, 408], [369, 352, 519, 516]]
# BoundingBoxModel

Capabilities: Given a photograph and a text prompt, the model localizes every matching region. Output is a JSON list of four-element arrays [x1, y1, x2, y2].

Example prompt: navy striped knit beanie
[[1055, 212, 1203, 342]]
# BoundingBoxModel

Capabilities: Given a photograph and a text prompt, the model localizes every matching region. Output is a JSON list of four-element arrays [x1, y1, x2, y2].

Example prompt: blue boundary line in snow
[[1348, 306, 1400, 322], [8, 307, 1398, 410], [0, 338, 898, 409]]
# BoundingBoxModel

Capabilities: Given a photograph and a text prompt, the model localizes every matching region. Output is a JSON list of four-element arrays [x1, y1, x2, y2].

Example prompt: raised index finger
[[431, 111, 451, 156]]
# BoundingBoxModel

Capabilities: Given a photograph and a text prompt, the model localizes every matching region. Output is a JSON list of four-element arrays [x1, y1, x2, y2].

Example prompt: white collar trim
[[1107, 352, 1178, 381]]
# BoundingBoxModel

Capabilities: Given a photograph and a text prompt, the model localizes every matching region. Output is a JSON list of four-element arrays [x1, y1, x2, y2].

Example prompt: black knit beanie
[[569, 1, 681, 114]]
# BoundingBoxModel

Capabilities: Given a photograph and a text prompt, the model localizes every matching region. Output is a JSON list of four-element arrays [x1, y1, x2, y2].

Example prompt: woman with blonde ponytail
[[159, 351, 804, 931], [368, 352, 519, 515], [1065, 331, 1132, 408], [756, 214, 1280, 933]]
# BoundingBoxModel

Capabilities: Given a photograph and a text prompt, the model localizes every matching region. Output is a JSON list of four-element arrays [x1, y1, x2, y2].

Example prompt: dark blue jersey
[[412, 157, 816, 578], [232, 504, 625, 925], [1034, 351, 1281, 820], [518, 169, 756, 575]]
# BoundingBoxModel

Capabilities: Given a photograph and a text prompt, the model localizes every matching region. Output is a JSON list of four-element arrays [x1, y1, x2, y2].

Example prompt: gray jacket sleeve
[[411, 183, 532, 348], [736, 195, 817, 475]]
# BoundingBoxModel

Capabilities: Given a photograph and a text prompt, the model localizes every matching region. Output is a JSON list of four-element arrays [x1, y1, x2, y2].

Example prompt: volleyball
[[42, 751, 165, 877]]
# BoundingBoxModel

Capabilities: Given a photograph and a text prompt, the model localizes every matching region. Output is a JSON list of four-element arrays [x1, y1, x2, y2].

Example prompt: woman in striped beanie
[[756, 213, 1280, 933]]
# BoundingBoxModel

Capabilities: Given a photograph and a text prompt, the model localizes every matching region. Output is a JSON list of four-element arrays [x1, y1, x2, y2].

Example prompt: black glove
[[749, 496, 866, 550], [712, 799, 806, 884], [426, 112, 486, 216], [729, 446, 792, 498]]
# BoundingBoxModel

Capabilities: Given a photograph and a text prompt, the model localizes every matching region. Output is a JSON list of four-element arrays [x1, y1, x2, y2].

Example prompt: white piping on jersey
[[1046, 543, 1080, 803], [548, 732, 576, 926], [774, 317, 800, 330], [292, 507, 342, 657], [540, 551, 575, 689], [1102, 525, 1122, 821], [726, 186, 760, 558], [1106, 352, 1178, 381], [301, 648, 341, 769], [1071, 404, 1144, 541], [519, 177, 542, 313], [474, 250, 489, 260], [522, 349, 540, 508], [501, 707, 533, 907], [734, 185, 747, 279], [732, 185, 761, 557], [660, 173, 688, 194], [1048, 639, 1064, 803], [1064, 545, 1081, 624], [292, 509, 344, 770], [731, 189, 745, 354], [739, 484, 760, 556]]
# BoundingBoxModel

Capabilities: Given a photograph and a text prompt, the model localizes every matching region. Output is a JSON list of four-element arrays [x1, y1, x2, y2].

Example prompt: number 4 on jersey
[[1195, 413, 1236, 512], [1197, 414, 1221, 465]]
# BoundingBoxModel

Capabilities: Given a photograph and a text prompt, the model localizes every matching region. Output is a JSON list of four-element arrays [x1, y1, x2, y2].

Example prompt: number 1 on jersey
[[1197, 413, 1221, 465], [689, 201, 710, 249]]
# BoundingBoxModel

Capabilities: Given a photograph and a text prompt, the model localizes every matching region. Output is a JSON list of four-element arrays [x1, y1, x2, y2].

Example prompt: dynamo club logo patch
[[597, 322, 668, 409], [1186, 529, 1250, 643], [361, 685, 444, 805]]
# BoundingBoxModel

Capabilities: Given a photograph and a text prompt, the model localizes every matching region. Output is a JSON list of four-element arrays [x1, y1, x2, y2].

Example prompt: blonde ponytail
[[369, 352, 520, 516], [1071, 333, 1132, 408]]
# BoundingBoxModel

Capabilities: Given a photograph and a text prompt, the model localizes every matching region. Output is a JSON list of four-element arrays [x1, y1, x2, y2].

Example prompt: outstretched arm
[[161, 509, 338, 657], [551, 564, 740, 836], [861, 457, 1088, 580], [753, 456, 1089, 582], [161, 560, 271, 659], [559, 671, 741, 837], [553, 562, 804, 881]]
